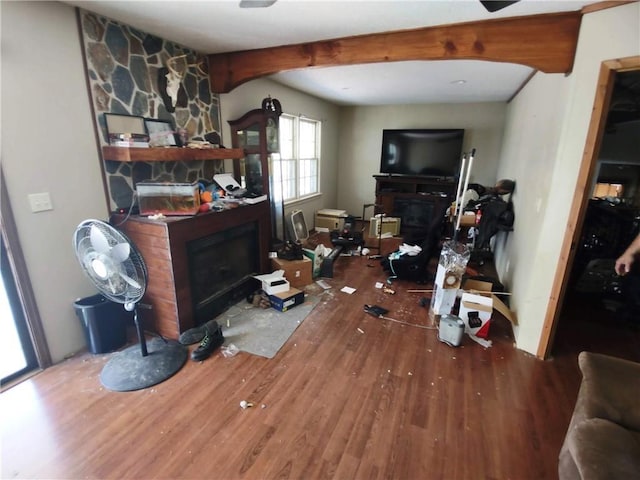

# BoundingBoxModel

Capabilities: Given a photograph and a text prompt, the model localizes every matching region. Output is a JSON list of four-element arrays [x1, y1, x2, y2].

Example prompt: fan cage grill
[[74, 219, 147, 305]]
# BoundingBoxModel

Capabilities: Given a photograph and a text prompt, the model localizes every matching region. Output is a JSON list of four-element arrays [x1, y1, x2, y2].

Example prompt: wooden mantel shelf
[[102, 146, 244, 162]]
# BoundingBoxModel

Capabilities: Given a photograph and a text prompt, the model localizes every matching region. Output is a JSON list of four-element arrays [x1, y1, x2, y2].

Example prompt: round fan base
[[100, 337, 188, 392]]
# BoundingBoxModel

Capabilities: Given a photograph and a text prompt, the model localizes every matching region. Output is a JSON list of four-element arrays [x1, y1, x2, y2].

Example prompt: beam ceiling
[[208, 11, 582, 94]]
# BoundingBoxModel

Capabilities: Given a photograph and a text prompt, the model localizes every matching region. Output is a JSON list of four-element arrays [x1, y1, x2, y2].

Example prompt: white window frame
[[274, 113, 321, 204]]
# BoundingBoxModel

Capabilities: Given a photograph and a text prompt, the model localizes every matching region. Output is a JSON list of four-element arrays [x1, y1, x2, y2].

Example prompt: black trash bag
[[475, 197, 514, 250]]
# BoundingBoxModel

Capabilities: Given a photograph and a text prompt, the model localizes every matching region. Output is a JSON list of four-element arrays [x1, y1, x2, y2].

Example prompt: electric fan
[[73, 219, 187, 392], [285, 209, 309, 244]]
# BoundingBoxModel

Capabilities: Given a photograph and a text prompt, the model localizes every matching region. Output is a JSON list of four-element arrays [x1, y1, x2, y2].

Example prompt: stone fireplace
[[79, 10, 225, 210]]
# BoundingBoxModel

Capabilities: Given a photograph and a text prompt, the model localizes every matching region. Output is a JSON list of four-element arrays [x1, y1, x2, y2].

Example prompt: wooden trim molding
[[0, 169, 52, 368], [208, 11, 582, 93], [581, 0, 637, 15], [537, 55, 640, 359]]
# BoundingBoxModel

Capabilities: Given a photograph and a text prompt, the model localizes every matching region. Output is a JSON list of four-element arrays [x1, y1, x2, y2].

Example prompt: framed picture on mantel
[[144, 118, 177, 147], [105, 113, 146, 136]]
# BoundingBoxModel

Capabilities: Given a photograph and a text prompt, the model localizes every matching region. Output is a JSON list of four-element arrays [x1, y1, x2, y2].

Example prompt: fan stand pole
[[133, 308, 149, 357]]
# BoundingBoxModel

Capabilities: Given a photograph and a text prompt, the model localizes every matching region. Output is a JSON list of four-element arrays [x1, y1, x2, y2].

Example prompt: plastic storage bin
[[74, 294, 128, 354]]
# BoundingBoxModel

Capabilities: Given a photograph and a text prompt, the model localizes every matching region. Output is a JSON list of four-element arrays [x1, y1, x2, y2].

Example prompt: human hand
[[615, 252, 635, 276]]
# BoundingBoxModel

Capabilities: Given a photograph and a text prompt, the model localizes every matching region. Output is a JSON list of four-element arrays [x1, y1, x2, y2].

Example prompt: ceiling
[[66, 0, 604, 106]]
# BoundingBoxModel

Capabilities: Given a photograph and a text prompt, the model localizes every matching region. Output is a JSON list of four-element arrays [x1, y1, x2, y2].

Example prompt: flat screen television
[[379, 129, 464, 178]]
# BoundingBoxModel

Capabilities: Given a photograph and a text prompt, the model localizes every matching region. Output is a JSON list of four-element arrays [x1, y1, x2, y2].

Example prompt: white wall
[[336, 103, 507, 216], [1, 1, 109, 362], [219, 78, 341, 227], [493, 72, 570, 350], [495, 2, 640, 355]]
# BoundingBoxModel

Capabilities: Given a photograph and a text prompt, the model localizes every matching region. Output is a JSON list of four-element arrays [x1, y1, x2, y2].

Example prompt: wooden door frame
[[537, 55, 640, 359], [0, 169, 52, 377]]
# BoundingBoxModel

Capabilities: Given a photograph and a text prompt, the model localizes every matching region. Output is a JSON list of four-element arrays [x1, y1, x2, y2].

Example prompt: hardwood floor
[[1, 236, 589, 479]]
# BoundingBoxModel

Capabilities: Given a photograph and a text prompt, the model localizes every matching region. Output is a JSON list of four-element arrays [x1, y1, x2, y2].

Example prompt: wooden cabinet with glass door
[[229, 107, 284, 247]]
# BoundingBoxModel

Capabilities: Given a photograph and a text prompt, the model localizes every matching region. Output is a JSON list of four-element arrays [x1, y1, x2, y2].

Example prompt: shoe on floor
[[277, 241, 303, 260], [179, 319, 220, 345], [190, 325, 225, 362]]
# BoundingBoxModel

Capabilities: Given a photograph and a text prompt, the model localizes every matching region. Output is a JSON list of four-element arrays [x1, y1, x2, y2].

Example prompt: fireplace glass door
[[187, 222, 259, 324]]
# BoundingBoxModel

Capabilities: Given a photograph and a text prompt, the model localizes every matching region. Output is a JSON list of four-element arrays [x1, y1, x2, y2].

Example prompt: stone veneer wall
[[79, 10, 225, 209]]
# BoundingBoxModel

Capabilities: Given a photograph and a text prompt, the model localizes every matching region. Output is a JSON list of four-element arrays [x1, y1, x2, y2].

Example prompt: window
[[273, 114, 320, 202]]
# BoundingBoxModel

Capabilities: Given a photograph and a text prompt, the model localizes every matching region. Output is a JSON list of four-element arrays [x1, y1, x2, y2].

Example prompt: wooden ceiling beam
[[208, 11, 582, 93]]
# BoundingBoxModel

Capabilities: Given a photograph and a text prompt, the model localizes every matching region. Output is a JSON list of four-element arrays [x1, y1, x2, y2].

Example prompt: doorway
[[1, 237, 38, 383], [553, 161, 640, 360], [539, 57, 640, 360], [0, 170, 51, 388]]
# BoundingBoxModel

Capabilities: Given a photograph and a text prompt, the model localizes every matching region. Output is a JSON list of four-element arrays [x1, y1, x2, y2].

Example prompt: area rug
[[216, 293, 322, 359]]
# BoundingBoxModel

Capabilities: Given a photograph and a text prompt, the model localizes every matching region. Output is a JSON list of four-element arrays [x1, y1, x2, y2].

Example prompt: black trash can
[[74, 294, 128, 354]]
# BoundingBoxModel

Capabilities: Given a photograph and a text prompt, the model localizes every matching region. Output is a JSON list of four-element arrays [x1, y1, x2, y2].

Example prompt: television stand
[[373, 175, 455, 234]]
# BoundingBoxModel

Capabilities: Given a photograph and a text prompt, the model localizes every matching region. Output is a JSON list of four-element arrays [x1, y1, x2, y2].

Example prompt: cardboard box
[[458, 279, 517, 338], [269, 288, 305, 312], [459, 214, 477, 227], [459, 291, 493, 338], [271, 257, 313, 288], [315, 209, 347, 231], [253, 270, 290, 295], [430, 284, 458, 316]]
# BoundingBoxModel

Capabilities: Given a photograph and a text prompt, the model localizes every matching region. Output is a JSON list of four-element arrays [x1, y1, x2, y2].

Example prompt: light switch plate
[[28, 192, 53, 212]]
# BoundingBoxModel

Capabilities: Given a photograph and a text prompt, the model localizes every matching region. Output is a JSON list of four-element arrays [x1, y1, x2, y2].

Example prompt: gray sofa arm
[[577, 351, 640, 431], [559, 352, 640, 480]]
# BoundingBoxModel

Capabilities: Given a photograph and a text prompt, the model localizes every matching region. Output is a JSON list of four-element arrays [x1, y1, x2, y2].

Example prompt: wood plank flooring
[[0, 235, 615, 480]]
